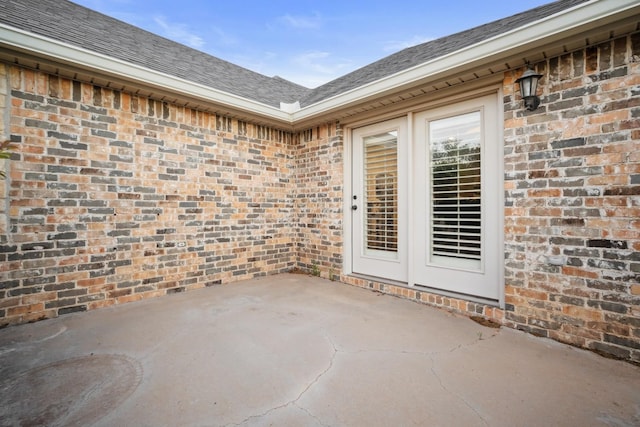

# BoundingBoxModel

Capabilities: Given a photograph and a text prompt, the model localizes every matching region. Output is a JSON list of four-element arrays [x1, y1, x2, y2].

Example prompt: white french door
[[351, 93, 501, 301], [351, 118, 408, 282], [413, 94, 500, 300]]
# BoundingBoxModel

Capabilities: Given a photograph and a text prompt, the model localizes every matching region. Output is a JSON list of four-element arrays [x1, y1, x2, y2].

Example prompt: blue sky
[[73, 0, 551, 88]]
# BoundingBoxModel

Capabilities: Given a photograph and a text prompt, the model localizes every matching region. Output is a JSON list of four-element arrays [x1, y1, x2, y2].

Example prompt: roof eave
[[0, 24, 294, 128], [291, 0, 640, 125], [1, 0, 638, 130]]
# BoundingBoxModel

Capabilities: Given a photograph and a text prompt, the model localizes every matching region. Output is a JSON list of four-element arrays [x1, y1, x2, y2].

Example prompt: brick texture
[[1, 67, 296, 324], [503, 35, 640, 362], [1, 34, 639, 364], [295, 35, 640, 364], [294, 124, 343, 275], [1, 63, 9, 237]]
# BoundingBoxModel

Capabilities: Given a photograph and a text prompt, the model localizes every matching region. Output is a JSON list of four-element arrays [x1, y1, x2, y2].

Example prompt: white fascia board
[[292, 0, 640, 122], [0, 24, 293, 124], [1, 0, 637, 127]]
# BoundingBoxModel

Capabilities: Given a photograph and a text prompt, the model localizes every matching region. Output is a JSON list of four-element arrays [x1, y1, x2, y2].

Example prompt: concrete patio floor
[[1, 274, 639, 427]]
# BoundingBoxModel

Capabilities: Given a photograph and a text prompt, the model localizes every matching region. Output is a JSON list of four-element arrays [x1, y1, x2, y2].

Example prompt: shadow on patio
[[1, 273, 639, 426]]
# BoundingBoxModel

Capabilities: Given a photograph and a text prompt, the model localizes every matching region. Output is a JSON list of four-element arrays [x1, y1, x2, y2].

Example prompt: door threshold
[[349, 273, 408, 288], [414, 283, 500, 307], [349, 273, 500, 308]]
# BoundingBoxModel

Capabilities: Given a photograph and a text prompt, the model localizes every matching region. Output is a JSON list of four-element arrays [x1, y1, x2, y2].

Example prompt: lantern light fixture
[[516, 67, 543, 111]]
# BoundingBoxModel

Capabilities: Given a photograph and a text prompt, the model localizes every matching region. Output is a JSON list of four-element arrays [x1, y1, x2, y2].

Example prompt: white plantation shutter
[[364, 132, 398, 253], [429, 112, 482, 269]]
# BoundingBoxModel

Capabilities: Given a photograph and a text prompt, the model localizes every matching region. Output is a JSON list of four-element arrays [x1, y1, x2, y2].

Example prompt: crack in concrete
[[294, 402, 330, 427], [294, 334, 338, 402], [335, 327, 501, 358], [225, 333, 337, 427], [429, 354, 489, 426], [332, 331, 499, 427], [225, 330, 499, 426], [423, 331, 500, 427]]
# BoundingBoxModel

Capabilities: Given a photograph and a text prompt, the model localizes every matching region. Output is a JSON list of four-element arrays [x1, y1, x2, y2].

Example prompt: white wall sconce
[[516, 67, 543, 111]]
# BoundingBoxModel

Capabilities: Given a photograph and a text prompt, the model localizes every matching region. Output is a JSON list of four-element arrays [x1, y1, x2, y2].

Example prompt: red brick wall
[[0, 66, 296, 325], [503, 34, 640, 362]]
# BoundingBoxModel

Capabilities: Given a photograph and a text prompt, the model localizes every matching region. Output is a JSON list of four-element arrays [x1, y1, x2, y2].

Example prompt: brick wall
[[503, 33, 640, 362], [0, 66, 296, 325], [0, 63, 8, 236], [296, 35, 640, 363], [1, 34, 639, 363], [294, 124, 344, 277]]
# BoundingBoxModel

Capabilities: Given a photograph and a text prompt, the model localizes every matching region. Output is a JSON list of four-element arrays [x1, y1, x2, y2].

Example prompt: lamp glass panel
[[519, 77, 533, 97]]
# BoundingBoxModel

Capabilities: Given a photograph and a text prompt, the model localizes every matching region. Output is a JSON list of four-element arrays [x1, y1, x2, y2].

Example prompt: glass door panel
[[352, 117, 407, 282], [364, 131, 398, 257], [429, 112, 482, 270], [412, 94, 500, 301]]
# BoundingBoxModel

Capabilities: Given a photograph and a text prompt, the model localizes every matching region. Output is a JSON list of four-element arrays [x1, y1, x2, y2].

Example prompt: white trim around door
[[412, 93, 501, 301], [348, 91, 503, 303], [351, 117, 408, 282]]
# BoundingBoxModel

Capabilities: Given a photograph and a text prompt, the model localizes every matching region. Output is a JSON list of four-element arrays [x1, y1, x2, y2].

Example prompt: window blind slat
[[430, 111, 482, 263], [364, 133, 398, 253]]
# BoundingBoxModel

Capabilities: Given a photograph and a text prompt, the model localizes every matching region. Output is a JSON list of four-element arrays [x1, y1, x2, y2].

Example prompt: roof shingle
[[0, 0, 590, 108], [300, 0, 589, 106], [0, 0, 310, 107]]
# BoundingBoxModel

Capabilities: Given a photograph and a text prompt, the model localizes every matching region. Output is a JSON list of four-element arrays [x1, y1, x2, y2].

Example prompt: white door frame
[[412, 93, 501, 301], [350, 117, 408, 282], [343, 87, 504, 307]]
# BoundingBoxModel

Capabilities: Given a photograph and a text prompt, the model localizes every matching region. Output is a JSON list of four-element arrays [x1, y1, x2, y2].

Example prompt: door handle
[[351, 205, 358, 211]]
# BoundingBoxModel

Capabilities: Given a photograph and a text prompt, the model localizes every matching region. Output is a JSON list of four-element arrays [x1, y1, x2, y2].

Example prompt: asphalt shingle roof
[[299, 0, 590, 106], [0, 0, 590, 109], [0, 0, 310, 108]]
